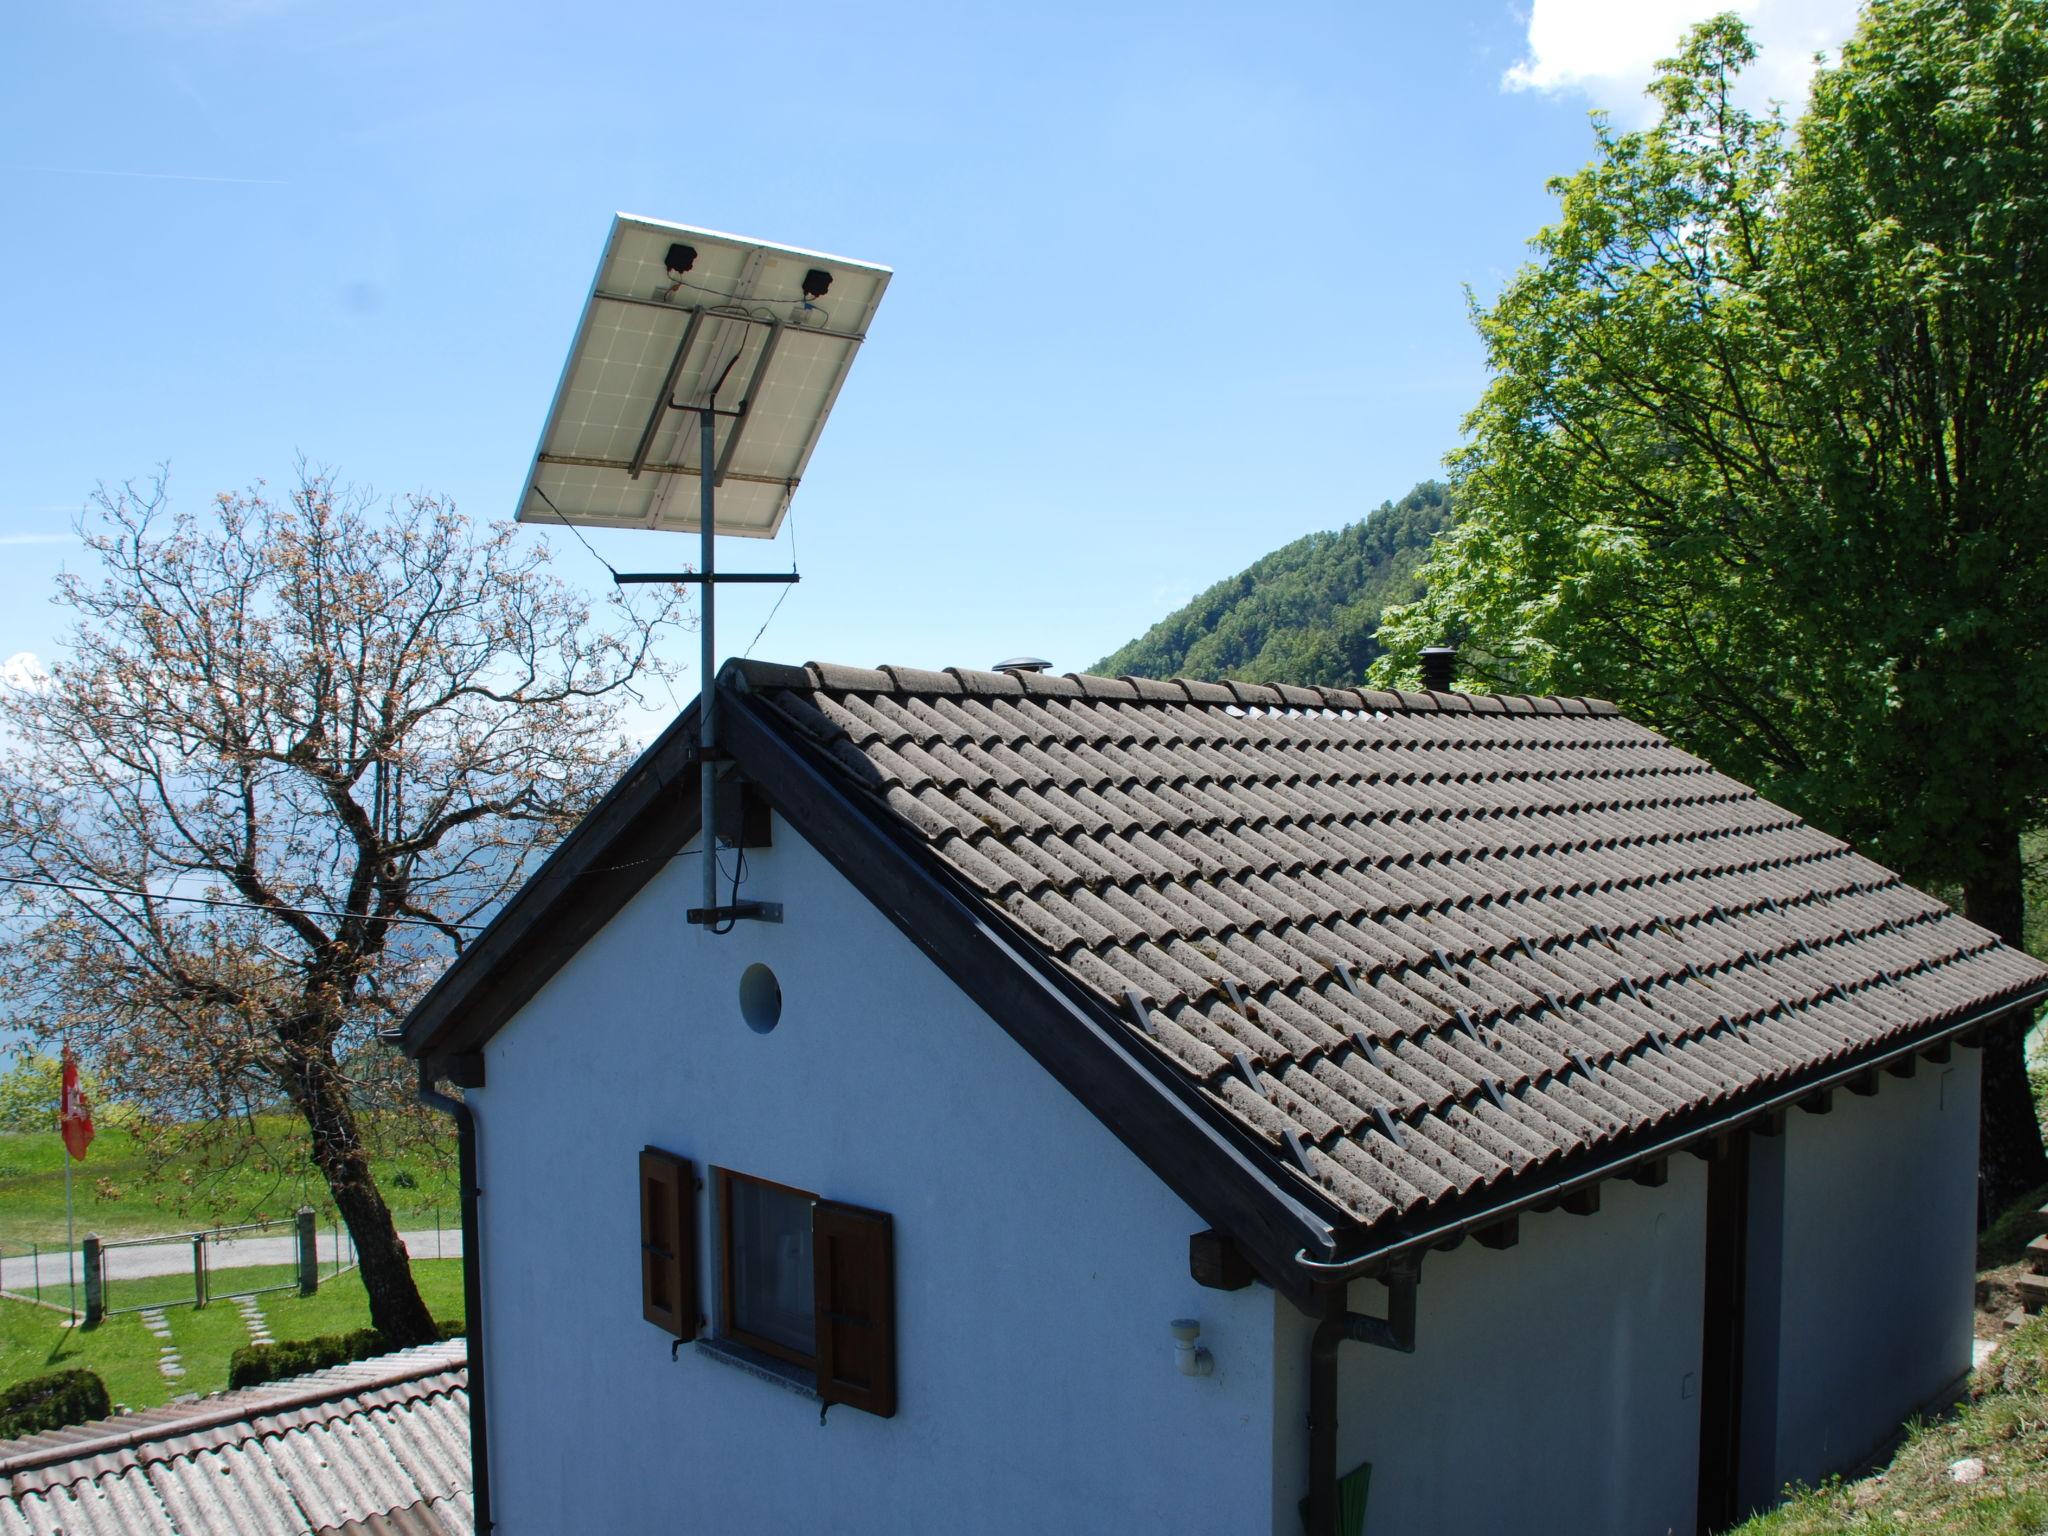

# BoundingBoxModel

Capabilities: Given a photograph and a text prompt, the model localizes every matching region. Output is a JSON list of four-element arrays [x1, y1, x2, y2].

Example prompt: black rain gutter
[[418, 1066, 491, 1535], [1286, 979, 2048, 1287], [717, 683, 1349, 1302]]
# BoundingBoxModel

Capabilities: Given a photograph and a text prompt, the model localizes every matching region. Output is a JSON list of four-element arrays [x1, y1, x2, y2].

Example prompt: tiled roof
[[745, 661, 2048, 1234], [0, 1343, 470, 1536]]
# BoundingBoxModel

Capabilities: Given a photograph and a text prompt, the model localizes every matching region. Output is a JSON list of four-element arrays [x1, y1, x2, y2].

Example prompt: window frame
[[713, 1165, 819, 1370]]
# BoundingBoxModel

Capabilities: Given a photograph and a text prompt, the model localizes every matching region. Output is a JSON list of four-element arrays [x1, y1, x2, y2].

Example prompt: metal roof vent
[[993, 657, 1053, 676], [1420, 646, 1457, 693]]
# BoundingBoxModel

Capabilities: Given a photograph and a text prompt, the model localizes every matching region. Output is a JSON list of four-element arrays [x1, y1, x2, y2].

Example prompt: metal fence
[[85, 1209, 320, 1322], [2, 1209, 454, 1324], [0, 1241, 81, 1315]]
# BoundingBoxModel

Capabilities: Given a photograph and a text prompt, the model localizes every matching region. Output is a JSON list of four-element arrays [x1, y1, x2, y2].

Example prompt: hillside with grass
[[0, 1114, 457, 1248], [1732, 1317, 2048, 1535], [1094, 480, 1451, 687]]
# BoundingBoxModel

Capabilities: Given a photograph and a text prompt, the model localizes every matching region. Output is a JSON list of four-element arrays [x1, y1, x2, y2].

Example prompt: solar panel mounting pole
[[698, 398, 719, 926], [681, 376, 782, 930]]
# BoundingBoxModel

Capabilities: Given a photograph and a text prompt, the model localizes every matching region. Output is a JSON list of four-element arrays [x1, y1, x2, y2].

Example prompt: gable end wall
[[470, 814, 1282, 1533]]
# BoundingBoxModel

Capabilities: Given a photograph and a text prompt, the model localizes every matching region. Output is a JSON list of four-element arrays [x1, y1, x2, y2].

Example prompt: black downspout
[[419, 1068, 491, 1534], [1305, 1258, 1420, 1536], [1307, 1288, 1345, 1536]]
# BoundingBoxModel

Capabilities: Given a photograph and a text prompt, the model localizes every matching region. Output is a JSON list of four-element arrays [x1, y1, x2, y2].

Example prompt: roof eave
[[1296, 978, 2048, 1287]]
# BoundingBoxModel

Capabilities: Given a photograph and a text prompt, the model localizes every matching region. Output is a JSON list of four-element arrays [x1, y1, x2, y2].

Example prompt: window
[[717, 1168, 818, 1364], [635, 1154, 899, 1416], [701, 1165, 899, 1418]]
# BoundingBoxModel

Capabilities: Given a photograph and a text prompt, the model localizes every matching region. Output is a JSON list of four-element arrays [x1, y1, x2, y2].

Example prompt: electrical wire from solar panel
[[704, 843, 750, 936], [525, 480, 688, 717]]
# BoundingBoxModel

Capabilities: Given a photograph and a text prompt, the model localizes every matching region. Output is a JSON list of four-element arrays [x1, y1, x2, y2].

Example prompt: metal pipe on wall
[[418, 1068, 491, 1534], [1304, 1259, 1420, 1536], [699, 401, 718, 922]]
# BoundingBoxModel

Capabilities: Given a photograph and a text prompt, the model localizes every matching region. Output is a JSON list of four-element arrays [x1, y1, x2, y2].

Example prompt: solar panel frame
[[517, 214, 891, 538]]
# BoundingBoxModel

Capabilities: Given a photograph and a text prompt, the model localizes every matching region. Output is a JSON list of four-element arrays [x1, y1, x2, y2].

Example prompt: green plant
[[0, 1368, 110, 1438], [226, 1318, 462, 1391], [1377, 0, 2048, 1211]]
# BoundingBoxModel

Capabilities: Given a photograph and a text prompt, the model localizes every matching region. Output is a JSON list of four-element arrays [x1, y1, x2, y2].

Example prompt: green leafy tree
[[1376, 4, 2048, 1209], [0, 1053, 72, 1133]]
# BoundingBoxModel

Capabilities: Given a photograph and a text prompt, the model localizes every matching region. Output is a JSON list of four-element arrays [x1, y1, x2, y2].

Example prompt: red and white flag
[[59, 1049, 94, 1161]]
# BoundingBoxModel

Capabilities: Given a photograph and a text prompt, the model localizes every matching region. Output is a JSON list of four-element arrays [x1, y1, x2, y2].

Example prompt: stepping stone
[[235, 1297, 276, 1345]]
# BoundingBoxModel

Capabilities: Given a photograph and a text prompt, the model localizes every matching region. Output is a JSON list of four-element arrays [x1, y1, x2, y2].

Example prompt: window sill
[[695, 1336, 818, 1400]]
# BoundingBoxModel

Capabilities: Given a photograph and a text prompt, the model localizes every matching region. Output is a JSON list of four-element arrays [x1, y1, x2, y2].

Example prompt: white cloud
[[1505, 0, 1863, 124], [1, 653, 48, 693], [0, 533, 76, 547]]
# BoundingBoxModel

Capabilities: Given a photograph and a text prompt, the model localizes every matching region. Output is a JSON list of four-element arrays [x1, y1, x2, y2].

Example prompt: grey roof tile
[[747, 664, 2048, 1231]]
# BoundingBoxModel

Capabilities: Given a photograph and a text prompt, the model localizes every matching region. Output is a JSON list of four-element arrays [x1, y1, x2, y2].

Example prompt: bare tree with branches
[[0, 466, 686, 1342]]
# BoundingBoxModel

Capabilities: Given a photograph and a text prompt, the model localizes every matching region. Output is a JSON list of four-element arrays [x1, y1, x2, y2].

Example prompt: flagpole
[[64, 1142, 76, 1323]]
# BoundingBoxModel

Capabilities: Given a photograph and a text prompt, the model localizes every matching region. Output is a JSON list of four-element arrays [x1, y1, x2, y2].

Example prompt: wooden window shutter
[[812, 1200, 895, 1417], [639, 1148, 697, 1339]]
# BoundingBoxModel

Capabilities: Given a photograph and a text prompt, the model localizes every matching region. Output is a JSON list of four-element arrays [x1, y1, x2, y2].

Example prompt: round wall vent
[[739, 963, 783, 1034]]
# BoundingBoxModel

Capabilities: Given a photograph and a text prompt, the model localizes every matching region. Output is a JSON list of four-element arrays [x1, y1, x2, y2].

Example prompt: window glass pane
[[730, 1179, 814, 1357]]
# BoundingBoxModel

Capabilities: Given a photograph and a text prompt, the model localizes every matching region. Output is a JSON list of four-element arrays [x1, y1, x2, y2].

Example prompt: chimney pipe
[[1420, 646, 1456, 694]]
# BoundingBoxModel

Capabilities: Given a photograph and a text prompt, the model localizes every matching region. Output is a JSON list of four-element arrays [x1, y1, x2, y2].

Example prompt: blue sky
[[2, 0, 1856, 741]]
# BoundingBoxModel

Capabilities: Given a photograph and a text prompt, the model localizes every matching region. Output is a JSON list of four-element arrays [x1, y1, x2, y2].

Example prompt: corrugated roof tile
[[0, 1347, 468, 1536]]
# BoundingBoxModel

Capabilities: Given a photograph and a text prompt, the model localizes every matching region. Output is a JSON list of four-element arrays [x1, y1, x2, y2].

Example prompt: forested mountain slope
[[1094, 481, 1450, 686]]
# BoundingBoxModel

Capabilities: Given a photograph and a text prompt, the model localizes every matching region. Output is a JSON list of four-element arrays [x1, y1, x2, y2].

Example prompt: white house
[[399, 660, 2048, 1536]]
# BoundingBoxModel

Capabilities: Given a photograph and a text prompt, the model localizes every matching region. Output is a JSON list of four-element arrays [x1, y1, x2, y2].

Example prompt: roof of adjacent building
[[401, 661, 2048, 1291], [0, 1343, 470, 1536]]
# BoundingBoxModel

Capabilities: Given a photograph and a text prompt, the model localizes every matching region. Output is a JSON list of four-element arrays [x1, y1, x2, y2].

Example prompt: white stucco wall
[[1747, 1049, 1980, 1499], [470, 816, 1281, 1534], [1269, 1166, 1709, 1536]]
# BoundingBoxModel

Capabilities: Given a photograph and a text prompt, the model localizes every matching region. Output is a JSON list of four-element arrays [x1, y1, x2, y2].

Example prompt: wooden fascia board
[[401, 700, 704, 1067], [719, 694, 1343, 1302]]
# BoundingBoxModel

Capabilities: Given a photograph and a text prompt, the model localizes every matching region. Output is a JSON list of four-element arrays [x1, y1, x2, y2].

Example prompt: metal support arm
[[613, 572, 799, 586]]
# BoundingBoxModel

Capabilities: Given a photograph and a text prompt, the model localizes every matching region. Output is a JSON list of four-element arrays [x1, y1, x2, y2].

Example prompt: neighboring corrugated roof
[[745, 661, 2048, 1232], [0, 1343, 470, 1536]]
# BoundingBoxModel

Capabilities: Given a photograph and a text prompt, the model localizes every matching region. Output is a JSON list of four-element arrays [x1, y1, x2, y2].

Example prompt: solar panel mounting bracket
[[627, 308, 786, 487], [612, 572, 800, 587], [686, 901, 783, 926]]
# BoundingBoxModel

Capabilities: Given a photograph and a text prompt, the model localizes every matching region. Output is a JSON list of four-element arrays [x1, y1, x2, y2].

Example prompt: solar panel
[[516, 214, 891, 538]]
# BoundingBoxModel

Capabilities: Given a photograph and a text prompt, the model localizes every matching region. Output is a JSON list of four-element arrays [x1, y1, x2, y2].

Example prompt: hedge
[[228, 1320, 462, 1391], [0, 1368, 112, 1439]]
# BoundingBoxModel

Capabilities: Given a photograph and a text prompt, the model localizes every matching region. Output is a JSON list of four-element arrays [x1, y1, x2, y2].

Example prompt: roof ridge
[[0, 1341, 467, 1485], [723, 657, 1621, 718]]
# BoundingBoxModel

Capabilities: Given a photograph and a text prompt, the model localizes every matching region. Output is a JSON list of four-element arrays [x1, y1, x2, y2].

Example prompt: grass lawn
[[0, 1259, 464, 1413], [1732, 1316, 2048, 1535], [0, 1114, 457, 1248]]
